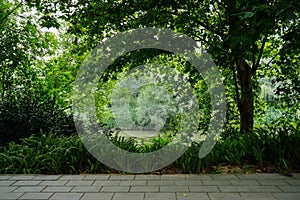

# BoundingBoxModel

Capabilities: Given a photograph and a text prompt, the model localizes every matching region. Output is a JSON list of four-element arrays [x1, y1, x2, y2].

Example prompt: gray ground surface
[[0, 173, 299, 200]]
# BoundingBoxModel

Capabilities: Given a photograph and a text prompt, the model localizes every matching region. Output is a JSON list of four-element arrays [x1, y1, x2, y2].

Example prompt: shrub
[[0, 121, 299, 174], [0, 90, 75, 146]]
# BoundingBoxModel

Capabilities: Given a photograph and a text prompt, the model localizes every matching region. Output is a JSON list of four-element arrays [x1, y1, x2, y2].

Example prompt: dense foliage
[[0, 120, 299, 174], [25, 0, 300, 133], [0, 0, 299, 174], [0, 0, 78, 144]]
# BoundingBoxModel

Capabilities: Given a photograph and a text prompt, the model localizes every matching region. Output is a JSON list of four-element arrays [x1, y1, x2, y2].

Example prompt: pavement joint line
[[0, 173, 300, 200], [276, 185, 284, 192]]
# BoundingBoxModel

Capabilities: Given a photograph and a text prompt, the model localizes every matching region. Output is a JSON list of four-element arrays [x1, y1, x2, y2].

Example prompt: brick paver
[[147, 180, 174, 186], [0, 175, 12, 180], [0, 173, 299, 199], [14, 186, 45, 192], [39, 180, 68, 186], [19, 192, 53, 200], [176, 193, 209, 200], [80, 192, 113, 200], [208, 192, 242, 200], [130, 186, 159, 193], [49, 192, 83, 200], [9, 175, 36, 180], [33, 175, 61, 181], [145, 193, 176, 200], [12, 181, 41, 186], [0, 181, 15, 186], [42, 186, 73, 192], [83, 175, 110, 181], [0, 193, 24, 200]]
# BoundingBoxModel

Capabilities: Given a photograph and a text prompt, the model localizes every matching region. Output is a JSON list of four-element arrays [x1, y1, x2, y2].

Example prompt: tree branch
[[188, 31, 212, 46], [0, 2, 22, 26], [191, 18, 225, 38], [252, 34, 268, 74], [163, 9, 225, 38], [265, 51, 280, 67], [251, 45, 256, 71]]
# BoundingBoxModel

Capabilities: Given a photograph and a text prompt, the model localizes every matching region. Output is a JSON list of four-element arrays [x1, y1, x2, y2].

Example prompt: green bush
[[0, 132, 104, 174], [0, 89, 75, 146], [0, 121, 299, 174]]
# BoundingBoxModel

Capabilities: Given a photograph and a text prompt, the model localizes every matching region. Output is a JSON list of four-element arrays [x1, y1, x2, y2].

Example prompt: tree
[[26, 0, 300, 133], [0, 0, 76, 144]]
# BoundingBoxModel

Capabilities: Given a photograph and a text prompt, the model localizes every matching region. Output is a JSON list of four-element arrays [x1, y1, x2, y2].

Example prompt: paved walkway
[[0, 173, 299, 200]]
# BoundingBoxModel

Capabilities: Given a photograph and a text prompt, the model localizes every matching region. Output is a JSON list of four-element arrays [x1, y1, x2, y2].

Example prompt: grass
[[0, 121, 299, 174]]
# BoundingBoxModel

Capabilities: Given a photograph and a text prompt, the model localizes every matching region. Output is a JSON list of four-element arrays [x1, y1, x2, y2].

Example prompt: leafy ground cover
[[0, 120, 299, 175]]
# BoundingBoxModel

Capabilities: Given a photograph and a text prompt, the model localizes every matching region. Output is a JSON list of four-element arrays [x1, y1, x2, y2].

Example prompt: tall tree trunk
[[236, 58, 254, 133]]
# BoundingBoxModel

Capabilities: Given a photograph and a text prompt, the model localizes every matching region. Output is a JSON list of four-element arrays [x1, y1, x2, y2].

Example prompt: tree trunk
[[236, 58, 254, 133]]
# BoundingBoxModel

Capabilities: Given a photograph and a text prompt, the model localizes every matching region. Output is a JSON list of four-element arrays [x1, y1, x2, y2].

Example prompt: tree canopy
[[26, 0, 299, 133], [1, 0, 298, 138]]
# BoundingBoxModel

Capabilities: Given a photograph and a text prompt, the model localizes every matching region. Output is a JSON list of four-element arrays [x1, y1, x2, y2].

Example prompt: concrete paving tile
[[177, 193, 209, 200], [185, 174, 212, 180], [161, 174, 186, 180], [278, 185, 300, 192], [0, 175, 12, 180], [229, 180, 260, 186], [175, 180, 202, 186], [237, 174, 288, 180], [159, 185, 189, 192], [83, 175, 110, 180], [19, 192, 53, 199], [147, 180, 174, 186], [59, 175, 85, 180], [219, 186, 251, 192], [108, 175, 135, 181], [12, 180, 41, 186], [0, 193, 24, 199], [135, 175, 160, 180], [66, 181, 94, 186], [42, 186, 73, 192], [0, 186, 17, 192], [93, 180, 120, 186], [34, 175, 61, 180], [9, 175, 37, 180], [71, 186, 100, 192], [130, 186, 159, 192], [145, 193, 176, 200], [211, 174, 239, 180], [119, 180, 146, 186], [49, 192, 83, 200], [286, 180, 300, 185], [208, 193, 242, 200], [236, 174, 262, 179], [202, 180, 231, 185], [0, 181, 16, 186], [39, 180, 68, 186], [113, 193, 144, 200], [2, 173, 300, 200], [14, 186, 45, 192], [100, 186, 130, 192], [240, 193, 276, 200], [258, 179, 289, 185], [189, 185, 219, 192], [272, 193, 300, 200], [80, 193, 114, 200], [249, 186, 281, 192], [220, 185, 281, 192]]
